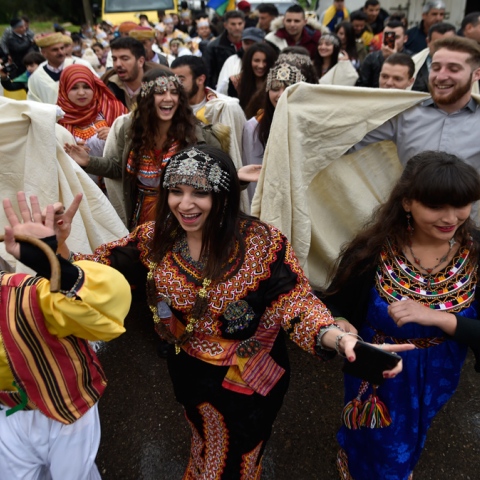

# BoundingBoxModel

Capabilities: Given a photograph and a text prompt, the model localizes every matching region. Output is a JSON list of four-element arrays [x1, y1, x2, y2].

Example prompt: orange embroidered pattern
[[199, 403, 229, 479], [72, 119, 108, 141], [240, 441, 263, 480], [184, 416, 205, 479]]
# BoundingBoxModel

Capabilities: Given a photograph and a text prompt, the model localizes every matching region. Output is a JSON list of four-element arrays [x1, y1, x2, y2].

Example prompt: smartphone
[[342, 341, 401, 385], [384, 31, 396, 49]]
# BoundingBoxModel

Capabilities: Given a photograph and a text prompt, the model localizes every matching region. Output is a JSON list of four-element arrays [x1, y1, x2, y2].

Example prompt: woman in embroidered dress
[[57, 64, 128, 188], [58, 145, 408, 479], [65, 67, 223, 231], [323, 151, 480, 480]]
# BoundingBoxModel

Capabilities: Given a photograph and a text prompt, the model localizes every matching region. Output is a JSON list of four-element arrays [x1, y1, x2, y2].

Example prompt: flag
[[206, 0, 236, 16]]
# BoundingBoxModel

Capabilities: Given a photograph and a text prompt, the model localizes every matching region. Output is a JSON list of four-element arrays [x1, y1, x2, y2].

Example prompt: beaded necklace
[[406, 237, 456, 286]]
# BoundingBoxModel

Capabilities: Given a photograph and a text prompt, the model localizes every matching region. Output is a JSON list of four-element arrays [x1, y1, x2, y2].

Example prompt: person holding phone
[[322, 151, 480, 480], [356, 20, 412, 88], [52, 145, 410, 479]]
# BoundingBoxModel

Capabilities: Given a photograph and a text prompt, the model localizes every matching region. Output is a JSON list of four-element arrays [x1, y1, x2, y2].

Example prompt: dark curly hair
[[128, 67, 197, 175]]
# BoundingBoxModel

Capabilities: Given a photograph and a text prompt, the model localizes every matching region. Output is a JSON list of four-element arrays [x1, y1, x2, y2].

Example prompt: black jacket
[[412, 61, 429, 93], [203, 31, 237, 88], [356, 48, 413, 88]]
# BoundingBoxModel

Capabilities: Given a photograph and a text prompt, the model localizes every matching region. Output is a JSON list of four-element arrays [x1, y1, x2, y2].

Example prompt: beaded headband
[[163, 147, 230, 192], [277, 52, 313, 67], [140, 75, 181, 97], [266, 63, 306, 91], [320, 34, 340, 47]]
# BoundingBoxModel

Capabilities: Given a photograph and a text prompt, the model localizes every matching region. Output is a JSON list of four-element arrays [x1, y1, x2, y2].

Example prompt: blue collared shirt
[[352, 97, 480, 170]]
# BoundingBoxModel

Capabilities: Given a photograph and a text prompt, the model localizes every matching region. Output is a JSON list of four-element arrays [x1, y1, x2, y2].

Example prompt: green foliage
[[0, 0, 87, 25], [0, 22, 80, 37]]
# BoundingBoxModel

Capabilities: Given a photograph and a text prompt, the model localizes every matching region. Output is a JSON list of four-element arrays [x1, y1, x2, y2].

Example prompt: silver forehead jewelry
[[163, 147, 230, 192], [266, 63, 306, 91], [140, 75, 181, 97], [320, 34, 340, 47], [277, 52, 313, 67]]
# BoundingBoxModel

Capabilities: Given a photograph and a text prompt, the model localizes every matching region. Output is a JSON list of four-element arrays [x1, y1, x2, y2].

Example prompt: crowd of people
[[1, 0, 480, 479]]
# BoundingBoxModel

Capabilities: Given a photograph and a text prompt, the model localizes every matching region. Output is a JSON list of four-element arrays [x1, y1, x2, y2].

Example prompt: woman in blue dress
[[323, 151, 480, 480]]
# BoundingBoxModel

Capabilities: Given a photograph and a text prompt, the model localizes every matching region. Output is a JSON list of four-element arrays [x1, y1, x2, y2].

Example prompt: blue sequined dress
[[337, 240, 478, 480]]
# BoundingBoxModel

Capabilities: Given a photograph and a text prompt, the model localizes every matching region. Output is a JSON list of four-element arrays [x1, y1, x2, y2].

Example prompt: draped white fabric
[[0, 97, 128, 269]]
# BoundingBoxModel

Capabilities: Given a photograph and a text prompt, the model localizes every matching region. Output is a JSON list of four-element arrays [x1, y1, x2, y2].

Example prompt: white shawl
[[0, 97, 128, 269], [251, 83, 429, 288]]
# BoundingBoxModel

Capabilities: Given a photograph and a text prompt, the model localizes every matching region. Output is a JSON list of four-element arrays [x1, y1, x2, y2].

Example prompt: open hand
[[65, 142, 90, 167], [238, 165, 262, 183], [3, 192, 55, 259]]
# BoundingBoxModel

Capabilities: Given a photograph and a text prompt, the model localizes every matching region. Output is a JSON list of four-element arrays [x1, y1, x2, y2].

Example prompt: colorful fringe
[[342, 381, 391, 429]]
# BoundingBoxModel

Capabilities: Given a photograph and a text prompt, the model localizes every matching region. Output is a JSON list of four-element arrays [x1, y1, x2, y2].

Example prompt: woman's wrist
[[56, 242, 71, 260]]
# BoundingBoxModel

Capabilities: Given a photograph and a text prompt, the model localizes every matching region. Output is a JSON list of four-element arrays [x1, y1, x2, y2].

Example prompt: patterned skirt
[[167, 344, 290, 479]]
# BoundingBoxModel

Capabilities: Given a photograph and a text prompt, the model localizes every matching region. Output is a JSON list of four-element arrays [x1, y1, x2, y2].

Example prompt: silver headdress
[[140, 75, 181, 97], [319, 33, 340, 47], [277, 52, 313, 67], [266, 62, 306, 91], [163, 147, 230, 192]]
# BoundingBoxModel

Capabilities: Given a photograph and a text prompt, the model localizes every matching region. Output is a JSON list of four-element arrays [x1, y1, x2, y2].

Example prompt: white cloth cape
[[204, 94, 250, 213], [251, 83, 430, 288], [0, 97, 128, 269], [319, 61, 359, 86]]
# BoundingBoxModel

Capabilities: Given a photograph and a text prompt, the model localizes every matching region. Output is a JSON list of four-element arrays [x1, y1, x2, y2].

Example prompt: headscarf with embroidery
[[57, 64, 127, 134]]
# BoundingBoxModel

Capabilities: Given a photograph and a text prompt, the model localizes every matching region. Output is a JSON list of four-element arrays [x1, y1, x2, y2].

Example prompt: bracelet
[[335, 332, 363, 357], [60, 264, 84, 298], [316, 324, 342, 350]]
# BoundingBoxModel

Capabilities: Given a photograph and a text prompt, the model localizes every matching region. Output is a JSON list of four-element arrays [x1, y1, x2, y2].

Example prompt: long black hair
[[326, 151, 480, 294], [313, 33, 341, 78], [335, 21, 359, 62], [152, 145, 260, 281], [238, 43, 278, 119]]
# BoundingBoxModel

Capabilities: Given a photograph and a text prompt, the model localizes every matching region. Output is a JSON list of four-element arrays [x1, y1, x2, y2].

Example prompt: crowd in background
[[2, 1, 480, 479]]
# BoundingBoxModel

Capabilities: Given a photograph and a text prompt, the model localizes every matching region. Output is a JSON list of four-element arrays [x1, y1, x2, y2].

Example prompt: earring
[[406, 212, 414, 233]]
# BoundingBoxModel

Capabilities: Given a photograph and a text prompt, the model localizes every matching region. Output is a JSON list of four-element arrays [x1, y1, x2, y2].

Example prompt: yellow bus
[[100, 0, 179, 25]]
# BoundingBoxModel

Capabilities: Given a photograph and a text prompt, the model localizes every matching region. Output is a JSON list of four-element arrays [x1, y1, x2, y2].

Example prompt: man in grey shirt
[[352, 36, 480, 170]]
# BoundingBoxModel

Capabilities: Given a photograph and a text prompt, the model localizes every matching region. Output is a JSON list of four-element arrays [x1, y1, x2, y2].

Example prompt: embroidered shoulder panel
[[151, 222, 285, 336], [73, 222, 155, 267], [265, 241, 334, 353], [376, 240, 478, 312]]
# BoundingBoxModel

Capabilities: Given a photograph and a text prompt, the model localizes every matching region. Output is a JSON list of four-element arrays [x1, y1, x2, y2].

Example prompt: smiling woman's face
[[154, 82, 179, 121]]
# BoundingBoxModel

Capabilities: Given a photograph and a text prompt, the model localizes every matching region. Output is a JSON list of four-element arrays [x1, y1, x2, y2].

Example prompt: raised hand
[[46, 193, 83, 248], [3, 192, 55, 259], [238, 165, 262, 183]]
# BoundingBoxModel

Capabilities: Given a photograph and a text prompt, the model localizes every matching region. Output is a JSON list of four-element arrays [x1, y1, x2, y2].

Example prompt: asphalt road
[[96, 298, 480, 479]]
